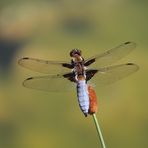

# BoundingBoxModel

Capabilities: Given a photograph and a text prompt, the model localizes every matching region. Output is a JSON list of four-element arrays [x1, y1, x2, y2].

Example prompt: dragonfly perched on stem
[[18, 41, 139, 117]]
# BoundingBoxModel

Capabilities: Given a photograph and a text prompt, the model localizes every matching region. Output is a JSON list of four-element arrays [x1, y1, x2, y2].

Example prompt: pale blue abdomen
[[77, 80, 89, 116]]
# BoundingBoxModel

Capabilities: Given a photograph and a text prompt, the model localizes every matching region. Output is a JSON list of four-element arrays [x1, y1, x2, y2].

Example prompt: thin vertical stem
[[92, 114, 106, 148]]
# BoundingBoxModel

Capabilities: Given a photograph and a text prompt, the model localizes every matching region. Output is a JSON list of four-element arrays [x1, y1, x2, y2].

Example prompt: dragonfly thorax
[[71, 56, 86, 81]]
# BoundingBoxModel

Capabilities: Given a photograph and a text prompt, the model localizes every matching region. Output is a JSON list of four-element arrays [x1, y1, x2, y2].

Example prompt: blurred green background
[[0, 0, 147, 148]]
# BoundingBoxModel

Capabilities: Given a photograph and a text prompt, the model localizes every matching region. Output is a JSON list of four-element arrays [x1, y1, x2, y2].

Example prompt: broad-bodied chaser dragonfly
[[18, 41, 139, 116]]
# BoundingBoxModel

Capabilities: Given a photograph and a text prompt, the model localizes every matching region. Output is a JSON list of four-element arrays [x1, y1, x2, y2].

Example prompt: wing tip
[[126, 62, 134, 65], [124, 41, 131, 45], [22, 57, 29, 60], [18, 57, 29, 65], [124, 41, 137, 47], [23, 77, 33, 87], [126, 63, 139, 71], [26, 77, 33, 80]]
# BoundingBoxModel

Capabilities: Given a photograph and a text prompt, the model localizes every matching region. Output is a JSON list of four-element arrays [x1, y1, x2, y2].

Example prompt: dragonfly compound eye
[[70, 49, 82, 57]]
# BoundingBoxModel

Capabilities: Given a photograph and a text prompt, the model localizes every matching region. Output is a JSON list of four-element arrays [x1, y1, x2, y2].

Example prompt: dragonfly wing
[[23, 73, 76, 92], [88, 63, 139, 85], [85, 41, 136, 67], [18, 57, 73, 74]]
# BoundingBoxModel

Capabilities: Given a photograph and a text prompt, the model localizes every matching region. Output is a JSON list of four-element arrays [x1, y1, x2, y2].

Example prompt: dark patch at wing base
[[84, 58, 95, 66], [63, 72, 76, 82], [62, 63, 74, 69], [86, 69, 98, 81]]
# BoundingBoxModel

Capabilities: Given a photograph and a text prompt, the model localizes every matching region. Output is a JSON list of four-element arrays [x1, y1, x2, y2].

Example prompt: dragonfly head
[[70, 49, 82, 57]]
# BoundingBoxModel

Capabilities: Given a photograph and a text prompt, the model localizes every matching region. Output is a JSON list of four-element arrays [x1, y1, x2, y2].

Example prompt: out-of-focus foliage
[[0, 0, 147, 148]]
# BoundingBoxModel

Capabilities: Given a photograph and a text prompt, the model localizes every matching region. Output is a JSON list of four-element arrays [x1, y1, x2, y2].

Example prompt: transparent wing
[[18, 57, 72, 74], [89, 63, 139, 85], [23, 74, 75, 92], [85, 41, 136, 68]]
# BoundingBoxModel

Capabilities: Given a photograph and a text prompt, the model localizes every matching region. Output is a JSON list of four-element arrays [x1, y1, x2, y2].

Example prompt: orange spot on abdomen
[[88, 85, 98, 114]]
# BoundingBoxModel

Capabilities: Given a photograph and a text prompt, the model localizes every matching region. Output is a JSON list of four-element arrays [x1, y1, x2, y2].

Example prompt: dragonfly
[[18, 41, 139, 116]]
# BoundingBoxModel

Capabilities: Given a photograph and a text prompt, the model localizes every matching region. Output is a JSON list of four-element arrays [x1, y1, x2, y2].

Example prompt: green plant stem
[[92, 114, 106, 148]]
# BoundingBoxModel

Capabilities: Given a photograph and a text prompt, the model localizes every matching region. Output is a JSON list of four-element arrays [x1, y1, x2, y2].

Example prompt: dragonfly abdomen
[[77, 80, 89, 116]]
